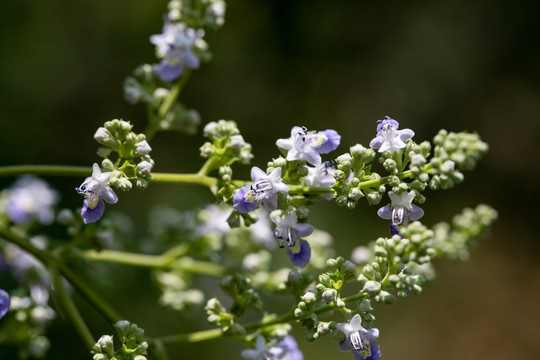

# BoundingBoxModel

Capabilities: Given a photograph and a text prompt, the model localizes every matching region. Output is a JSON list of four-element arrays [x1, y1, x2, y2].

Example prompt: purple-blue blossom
[[76, 163, 118, 224], [369, 116, 414, 154], [241, 336, 303, 360], [0, 289, 9, 319], [276, 126, 341, 166], [150, 22, 205, 82], [270, 211, 314, 267], [233, 167, 289, 213], [337, 314, 381, 360], [305, 161, 336, 200], [6, 176, 59, 225], [377, 190, 424, 229]]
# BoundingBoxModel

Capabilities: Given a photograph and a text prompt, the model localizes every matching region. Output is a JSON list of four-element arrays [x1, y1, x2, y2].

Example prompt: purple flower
[[241, 336, 303, 360], [280, 336, 304, 360], [233, 167, 289, 213], [270, 211, 314, 267], [286, 239, 311, 268], [0, 289, 10, 319], [377, 190, 424, 227], [276, 126, 341, 166], [369, 116, 414, 154], [6, 176, 59, 225], [76, 164, 118, 224], [306, 161, 336, 200], [337, 314, 381, 360], [150, 22, 204, 82]]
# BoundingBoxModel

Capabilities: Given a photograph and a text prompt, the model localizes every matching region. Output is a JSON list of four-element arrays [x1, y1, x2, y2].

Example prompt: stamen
[[350, 331, 365, 351]]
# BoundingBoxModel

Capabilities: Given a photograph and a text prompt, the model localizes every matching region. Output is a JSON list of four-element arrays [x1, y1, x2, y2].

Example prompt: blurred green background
[[1, 0, 539, 359]]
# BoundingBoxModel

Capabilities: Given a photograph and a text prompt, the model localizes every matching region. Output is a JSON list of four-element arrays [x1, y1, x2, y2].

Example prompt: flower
[[195, 204, 230, 237], [337, 314, 381, 360], [377, 190, 424, 230], [270, 211, 314, 267], [76, 163, 118, 224], [369, 116, 414, 154], [276, 126, 341, 166], [6, 176, 59, 225], [150, 22, 205, 82], [305, 161, 336, 200], [241, 336, 303, 360], [0, 289, 10, 319], [233, 167, 289, 213]]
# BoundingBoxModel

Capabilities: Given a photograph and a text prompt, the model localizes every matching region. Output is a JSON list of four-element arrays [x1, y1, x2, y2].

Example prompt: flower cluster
[[150, 22, 206, 82]]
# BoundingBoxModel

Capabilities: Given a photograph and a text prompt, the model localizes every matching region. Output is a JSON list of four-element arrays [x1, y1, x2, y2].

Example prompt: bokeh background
[[1, 0, 539, 359]]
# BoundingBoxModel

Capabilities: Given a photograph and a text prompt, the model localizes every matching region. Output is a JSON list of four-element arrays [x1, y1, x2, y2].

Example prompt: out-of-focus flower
[[6, 176, 59, 225]]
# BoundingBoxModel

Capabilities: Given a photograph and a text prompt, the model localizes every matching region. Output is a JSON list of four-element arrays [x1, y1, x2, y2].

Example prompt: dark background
[[0, 0, 539, 359]]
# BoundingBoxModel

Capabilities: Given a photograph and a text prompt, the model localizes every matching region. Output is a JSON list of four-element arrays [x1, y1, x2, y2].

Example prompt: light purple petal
[[316, 129, 341, 154], [301, 151, 322, 166], [339, 340, 353, 352], [408, 204, 424, 221], [262, 194, 278, 211], [158, 61, 184, 82], [273, 182, 289, 194], [101, 187, 118, 204], [267, 167, 282, 183], [276, 138, 293, 150], [250, 167, 267, 182], [81, 199, 105, 224], [233, 185, 260, 213], [369, 137, 383, 150], [364, 328, 379, 341], [287, 239, 311, 267], [377, 205, 392, 220], [183, 50, 200, 69], [0, 289, 10, 319], [295, 223, 314, 237], [398, 128, 414, 142]]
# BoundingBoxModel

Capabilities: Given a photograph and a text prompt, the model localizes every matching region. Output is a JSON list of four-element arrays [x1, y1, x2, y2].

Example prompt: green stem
[[84, 247, 228, 277], [155, 292, 368, 345], [59, 265, 123, 324], [158, 70, 191, 119], [51, 269, 95, 349], [0, 165, 417, 196]]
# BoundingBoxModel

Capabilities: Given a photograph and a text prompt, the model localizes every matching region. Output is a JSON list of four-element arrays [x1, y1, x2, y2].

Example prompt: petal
[[364, 328, 379, 341], [0, 289, 10, 319], [158, 61, 184, 82], [350, 314, 363, 330], [81, 199, 105, 224], [369, 137, 383, 150], [233, 185, 260, 213], [302, 151, 321, 166], [276, 138, 293, 150], [408, 204, 424, 221], [316, 129, 341, 154], [273, 182, 289, 194], [295, 223, 314, 237], [287, 239, 311, 267], [183, 50, 200, 69], [338, 340, 353, 352], [91, 163, 101, 177], [398, 128, 414, 142], [367, 341, 382, 360], [250, 167, 267, 182], [377, 205, 392, 220], [262, 194, 278, 211], [101, 187, 118, 204], [267, 167, 282, 183]]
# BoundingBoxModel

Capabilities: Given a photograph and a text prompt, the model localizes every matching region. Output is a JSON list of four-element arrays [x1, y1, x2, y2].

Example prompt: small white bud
[[135, 140, 152, 155]]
